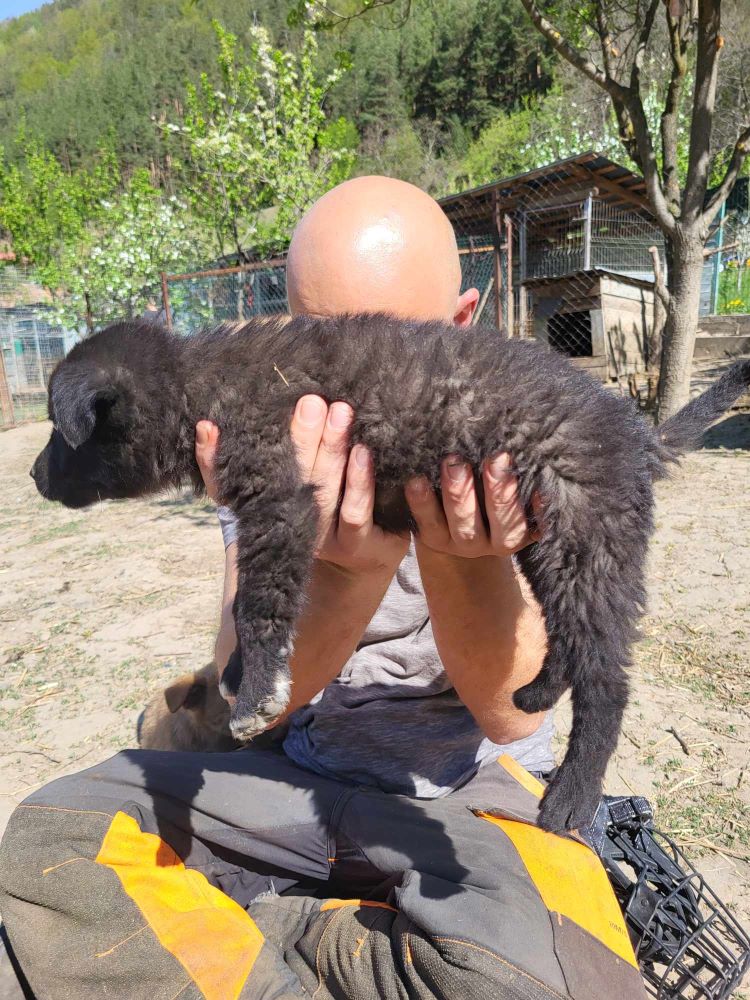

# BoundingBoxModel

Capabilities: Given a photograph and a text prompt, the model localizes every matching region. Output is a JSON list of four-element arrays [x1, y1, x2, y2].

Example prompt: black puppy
[[31, 315, 750, 832]]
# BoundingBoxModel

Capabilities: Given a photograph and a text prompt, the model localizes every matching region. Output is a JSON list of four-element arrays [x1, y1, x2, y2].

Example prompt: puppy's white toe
[[229, 713, 268, 741], [230, 676, 291, 741], [262, 675, 291, 717]]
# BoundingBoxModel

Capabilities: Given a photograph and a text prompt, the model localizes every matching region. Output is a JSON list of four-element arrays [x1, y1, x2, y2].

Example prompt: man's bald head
[[287, 176, 477, 325]]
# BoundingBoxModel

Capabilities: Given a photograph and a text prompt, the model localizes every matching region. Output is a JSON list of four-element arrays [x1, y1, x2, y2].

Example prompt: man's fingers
[[441, 455, 485, 552], [405, 476, 451, 548], [290, 395, 328, 482], [529, 492, 544, 541], [310, 402, 354, 518], [195, 420, 220, 499], [483, 453, 533, 554], [338, 445, 375, 541]]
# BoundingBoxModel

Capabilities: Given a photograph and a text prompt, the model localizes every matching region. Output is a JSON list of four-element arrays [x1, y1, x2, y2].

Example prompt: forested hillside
[[0, 0, 552, 182]]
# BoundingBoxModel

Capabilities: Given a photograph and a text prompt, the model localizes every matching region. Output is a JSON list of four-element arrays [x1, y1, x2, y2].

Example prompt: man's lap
[[0, 748, 646, 999]]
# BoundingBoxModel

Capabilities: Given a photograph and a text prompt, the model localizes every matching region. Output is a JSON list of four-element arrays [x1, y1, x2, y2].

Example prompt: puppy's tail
[[657, 359, 750, 457]]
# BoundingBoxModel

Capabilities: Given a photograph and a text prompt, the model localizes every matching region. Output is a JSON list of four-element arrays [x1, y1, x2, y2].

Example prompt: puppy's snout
[[30, 450, 53, 499]]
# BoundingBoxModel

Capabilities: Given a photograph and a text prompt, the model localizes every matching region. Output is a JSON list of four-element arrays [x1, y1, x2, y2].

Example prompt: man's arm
[[196, 397, 408, 719], [405, 455, 548, 744], [198, 405, 547, 740]]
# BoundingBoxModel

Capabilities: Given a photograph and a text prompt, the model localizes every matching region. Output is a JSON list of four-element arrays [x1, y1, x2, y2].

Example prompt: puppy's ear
[[51, 363, 117, 449], [164, 674, 206, 713]]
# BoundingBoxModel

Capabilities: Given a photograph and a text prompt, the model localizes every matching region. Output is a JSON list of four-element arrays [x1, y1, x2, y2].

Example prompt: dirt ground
[[1, 415, 749, 987]]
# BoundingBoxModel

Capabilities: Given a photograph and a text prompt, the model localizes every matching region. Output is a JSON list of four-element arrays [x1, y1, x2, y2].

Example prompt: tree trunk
[[656, 227, 705, 421]]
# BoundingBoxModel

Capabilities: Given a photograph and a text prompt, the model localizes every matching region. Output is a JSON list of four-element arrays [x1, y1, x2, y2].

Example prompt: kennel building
[[440, 152, 664, 382]]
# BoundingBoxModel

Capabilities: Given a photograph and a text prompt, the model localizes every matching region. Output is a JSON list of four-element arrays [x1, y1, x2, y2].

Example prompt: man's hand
[[195, 400, 408, 575], [405, 454, 542, 559], [289, 395, 409, 573], [196, 421, 221, 501]]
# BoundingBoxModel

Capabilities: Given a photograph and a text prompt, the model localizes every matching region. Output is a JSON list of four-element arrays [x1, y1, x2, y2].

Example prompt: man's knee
[[0, 776, 111, 914]]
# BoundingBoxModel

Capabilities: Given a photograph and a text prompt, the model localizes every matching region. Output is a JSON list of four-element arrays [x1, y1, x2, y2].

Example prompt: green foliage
[[167, 16, 356, 258], [319, 117, 360, 187], [0, 0, 553, 185], [458, 107, 536, 187], [328, 0, 553, 139], [0, 0, 291, 174], [55, 170, 208, 329], [0, 131, 119, 295], [717, 260, 750, 315], [0, 132, 201, 330], [458, 73, 698, 189]]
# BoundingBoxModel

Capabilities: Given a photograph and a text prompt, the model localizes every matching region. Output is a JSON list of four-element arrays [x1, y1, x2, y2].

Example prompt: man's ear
[[453, 287, 480, 329], [164, 674, 206, 713], [51, 363, 117, 449]]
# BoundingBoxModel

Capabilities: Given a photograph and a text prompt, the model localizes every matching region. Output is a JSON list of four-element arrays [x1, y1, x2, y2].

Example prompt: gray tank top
[[283, 544, 555, 797]]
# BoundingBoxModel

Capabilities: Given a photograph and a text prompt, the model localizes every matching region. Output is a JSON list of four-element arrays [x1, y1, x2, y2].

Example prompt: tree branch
[[648, 244, 671, 309], [308, 0, 410, 29], [703, 122, 750, 225], [626, 94, 677, 233], [684, 0, 722, 222], [631, 0, 660, 87], [660, 4, 689, 217], [520, 0, 675, 234], [518, 0, 622, 95], [596, 4, 618, 83]]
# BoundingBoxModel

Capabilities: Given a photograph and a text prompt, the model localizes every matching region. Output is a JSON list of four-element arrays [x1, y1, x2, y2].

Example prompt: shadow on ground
[[700, 413, 750, 451]]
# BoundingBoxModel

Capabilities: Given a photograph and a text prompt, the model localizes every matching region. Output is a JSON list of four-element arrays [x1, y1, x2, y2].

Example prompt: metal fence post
[[583, 192, 594, 271], [161, 271, 173, 331], [0, 348, 15, 428], [32, 314, 44, 388]]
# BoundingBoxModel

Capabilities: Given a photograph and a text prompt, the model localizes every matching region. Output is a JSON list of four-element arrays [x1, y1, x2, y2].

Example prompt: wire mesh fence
[[157, 157, 747, 398], [162, 259, 288, 334], [0, 267, 80, 428]]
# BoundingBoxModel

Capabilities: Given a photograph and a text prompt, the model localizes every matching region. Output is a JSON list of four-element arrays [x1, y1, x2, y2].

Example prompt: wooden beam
[[518, 211, 528, 335], [505, 214, 514, 335], [0, 349, 15, 428], [160, 271, 172, 332], [165, 258, 287, 282], [569, 163, 651, 213], [493, 192, 503, 330]]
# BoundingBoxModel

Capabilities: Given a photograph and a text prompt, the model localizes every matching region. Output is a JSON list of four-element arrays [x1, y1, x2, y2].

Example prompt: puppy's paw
[[536, 765, 601, 834], [229, 656, 292, 742], [513, 678, 560, 714]]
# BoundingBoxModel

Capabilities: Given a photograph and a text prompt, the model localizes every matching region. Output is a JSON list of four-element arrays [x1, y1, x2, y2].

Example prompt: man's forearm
[[282, 560, 396, 716], [215, 545, 397, 719], [415, 543, 548, 743]]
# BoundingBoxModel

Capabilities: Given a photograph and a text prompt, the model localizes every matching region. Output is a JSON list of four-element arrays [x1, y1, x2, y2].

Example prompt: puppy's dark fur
[[31, 315, 750, 831]]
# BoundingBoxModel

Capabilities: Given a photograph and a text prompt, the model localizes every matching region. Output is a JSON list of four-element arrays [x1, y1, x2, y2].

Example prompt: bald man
[[0, 179, 575, 1000], [196, 176, 552, 797]]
